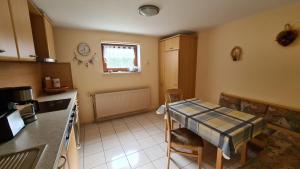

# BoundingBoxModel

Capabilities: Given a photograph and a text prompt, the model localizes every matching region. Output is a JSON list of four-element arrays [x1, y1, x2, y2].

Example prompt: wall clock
[[77, 43, 91, 56]]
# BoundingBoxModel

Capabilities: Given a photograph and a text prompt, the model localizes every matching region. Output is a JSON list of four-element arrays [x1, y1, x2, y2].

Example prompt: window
[[101, 43, 140, 73]]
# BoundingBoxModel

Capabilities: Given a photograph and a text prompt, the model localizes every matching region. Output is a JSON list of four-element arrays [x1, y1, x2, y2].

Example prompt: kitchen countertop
[[0, 90, 77, 169]]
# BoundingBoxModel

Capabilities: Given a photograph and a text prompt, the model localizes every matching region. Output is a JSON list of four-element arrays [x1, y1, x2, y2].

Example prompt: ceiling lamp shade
[[138, 5, 160, 17]]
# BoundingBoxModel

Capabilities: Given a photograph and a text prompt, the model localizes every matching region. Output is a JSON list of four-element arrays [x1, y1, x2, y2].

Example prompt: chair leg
[[165, 119, 167, 142], [167, 150, 171, 169], [167, 144, 171, 169], [198, 147, 203, 169]]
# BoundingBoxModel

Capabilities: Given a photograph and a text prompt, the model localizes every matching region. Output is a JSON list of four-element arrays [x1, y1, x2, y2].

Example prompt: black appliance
[[0, 87, 31, 143], [37, 98, 71, 114]]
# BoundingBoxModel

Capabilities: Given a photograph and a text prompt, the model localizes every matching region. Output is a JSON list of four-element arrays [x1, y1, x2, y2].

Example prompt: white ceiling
[[33, 0, 299, 36]]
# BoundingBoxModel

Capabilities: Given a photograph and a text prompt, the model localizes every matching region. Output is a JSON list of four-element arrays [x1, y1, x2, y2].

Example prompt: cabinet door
[[67, 127, 79, 169], [44, 17, 56, 59], [159, 41, 166, 104], [0, 0, 18, 60], [165, 36, 179, 51], [9, 0, 36, 60], [164, 50, 179, 90]]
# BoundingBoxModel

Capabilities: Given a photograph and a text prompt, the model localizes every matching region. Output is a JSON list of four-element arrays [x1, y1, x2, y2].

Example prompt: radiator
[[92, 87, 151, 120]]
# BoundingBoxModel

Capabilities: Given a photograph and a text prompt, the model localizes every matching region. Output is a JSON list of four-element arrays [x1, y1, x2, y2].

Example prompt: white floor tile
[[170, 153, 193, 168], [152, 157, 179, 169], [122, 141, 142, 155], [84, 152, 106, 169], [137, 137, 157, 149], [135, 162, 156, 169], [105, 147, 126, 162], [144, 145, 165, 161], [107, 157, 131, 169], [127, 151, 151, 169], [84, 142, 103, 156], [92, 163, 108, 169], [103, 139, 122, 150]]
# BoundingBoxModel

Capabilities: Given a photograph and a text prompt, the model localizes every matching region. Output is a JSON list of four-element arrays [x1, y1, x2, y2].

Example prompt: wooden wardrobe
[[159, 34, 198, 104]]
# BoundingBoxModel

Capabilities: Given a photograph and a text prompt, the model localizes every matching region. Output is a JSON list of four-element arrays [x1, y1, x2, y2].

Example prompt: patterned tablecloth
[[156, 98, 264, 159]]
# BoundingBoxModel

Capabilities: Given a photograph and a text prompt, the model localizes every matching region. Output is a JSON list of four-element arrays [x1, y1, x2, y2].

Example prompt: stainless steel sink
[[0, 144, 46, 169]]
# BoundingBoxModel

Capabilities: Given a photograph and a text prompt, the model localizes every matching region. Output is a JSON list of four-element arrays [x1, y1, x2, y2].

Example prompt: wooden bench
[[219, 93, 300, 168]]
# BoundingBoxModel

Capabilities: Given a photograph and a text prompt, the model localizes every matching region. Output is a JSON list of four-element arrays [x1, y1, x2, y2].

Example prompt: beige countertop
[[0, 90, 77, 169]]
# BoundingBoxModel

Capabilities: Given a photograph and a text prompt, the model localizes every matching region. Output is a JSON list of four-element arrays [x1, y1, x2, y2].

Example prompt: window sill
[[103, 71, 141, 75]]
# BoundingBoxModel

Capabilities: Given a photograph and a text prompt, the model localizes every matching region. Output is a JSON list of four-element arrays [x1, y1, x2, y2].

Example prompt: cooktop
[[37, 98, 71, 114]]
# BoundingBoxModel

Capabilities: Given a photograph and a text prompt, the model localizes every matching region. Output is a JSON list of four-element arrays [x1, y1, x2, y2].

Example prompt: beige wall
[[196, 2, 300, 109], [54, 28, 159, 124]]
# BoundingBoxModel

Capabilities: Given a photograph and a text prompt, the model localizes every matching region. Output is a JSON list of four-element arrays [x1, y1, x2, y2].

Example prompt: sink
[[0, 144, 46, 169]]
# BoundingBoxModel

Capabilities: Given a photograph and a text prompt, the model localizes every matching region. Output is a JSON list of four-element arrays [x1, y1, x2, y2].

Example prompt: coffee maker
[[0, 86, 39, 143], [10, 86, 39, 124]]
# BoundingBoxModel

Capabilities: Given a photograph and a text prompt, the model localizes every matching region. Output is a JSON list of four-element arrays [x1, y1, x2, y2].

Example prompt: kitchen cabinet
[[0, 0, 18, 60], [164, 36, 179, 51], [9, 0, 36, 61], [67, 127, 79, 169], [30, 12, 56, 60], [159, 34, 197, 104]]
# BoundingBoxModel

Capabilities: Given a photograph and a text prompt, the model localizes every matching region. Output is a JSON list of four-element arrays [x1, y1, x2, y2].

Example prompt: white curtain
[[103, 45, 135, 69]]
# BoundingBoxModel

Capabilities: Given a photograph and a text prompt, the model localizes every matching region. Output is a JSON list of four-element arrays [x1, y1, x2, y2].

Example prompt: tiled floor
[[79, 112, 248, 169]]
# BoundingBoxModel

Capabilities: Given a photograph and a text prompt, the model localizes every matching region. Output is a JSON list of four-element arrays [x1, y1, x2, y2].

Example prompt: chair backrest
[[165, 89, 183, 103]]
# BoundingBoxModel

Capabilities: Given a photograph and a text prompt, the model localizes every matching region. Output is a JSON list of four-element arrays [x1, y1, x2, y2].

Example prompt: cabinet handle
[[57, 155, 67, 169], [29, 55, 38, 58], [0, 49, 6, 53]]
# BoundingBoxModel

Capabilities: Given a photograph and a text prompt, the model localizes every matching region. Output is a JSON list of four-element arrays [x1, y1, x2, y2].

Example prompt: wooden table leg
[[240, 142, 248, 166], [216, 148, 223, 169]]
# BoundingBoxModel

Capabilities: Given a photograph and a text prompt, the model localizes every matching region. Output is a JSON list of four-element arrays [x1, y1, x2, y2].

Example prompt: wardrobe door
[[164, 50, 179, 90]]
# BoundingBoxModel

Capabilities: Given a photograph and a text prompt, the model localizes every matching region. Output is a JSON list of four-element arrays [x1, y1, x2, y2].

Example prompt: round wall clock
[[77, 43, 91, 56]]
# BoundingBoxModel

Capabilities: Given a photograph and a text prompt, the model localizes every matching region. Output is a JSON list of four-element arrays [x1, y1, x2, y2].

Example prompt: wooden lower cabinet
[[67, 127, 79, 169]]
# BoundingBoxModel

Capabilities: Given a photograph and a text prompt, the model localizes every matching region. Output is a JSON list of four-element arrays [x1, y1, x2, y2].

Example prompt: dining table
[[156, 98, 264, 169]]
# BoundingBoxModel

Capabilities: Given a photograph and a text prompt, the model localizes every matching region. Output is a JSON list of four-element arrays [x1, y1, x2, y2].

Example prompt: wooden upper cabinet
[[9, 0, 36, 61], [44, 17, 56, 59], [164, 36, 179, 51], [0, 0, 18, 60], [30, 13, 56, 60]]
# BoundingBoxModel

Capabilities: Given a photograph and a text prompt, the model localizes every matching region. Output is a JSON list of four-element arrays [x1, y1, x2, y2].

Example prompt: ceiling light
[[138, 5, 160, 17]]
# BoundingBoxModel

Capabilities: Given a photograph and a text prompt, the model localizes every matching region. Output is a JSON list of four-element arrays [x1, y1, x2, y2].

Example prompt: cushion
[[239, 131, 300, 169], [171, 128, 203, 147], [240, 100, 268, 117], [265, 106, 300, 133], [219, 93, 241, 110]]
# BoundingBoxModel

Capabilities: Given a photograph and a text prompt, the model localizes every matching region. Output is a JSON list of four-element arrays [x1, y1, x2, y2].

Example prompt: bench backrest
[[219, 92, 300, 137]]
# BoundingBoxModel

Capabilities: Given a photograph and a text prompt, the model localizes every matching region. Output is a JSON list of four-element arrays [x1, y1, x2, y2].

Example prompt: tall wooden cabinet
[[159, 34, 198, 104]]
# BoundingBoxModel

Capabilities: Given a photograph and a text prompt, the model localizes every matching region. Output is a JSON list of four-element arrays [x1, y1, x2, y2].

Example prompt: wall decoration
[[77, 42, 91, 56], [73, 42, 97, 67], [231, 46, 242, 61], [276, 24, 298, 47]]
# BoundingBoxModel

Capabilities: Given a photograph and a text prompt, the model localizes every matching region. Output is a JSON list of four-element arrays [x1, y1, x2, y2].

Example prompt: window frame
[[101, 43, 139, 73]]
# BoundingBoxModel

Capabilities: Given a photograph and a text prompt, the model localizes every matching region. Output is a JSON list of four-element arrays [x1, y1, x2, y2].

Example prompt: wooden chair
[[165, 103, 204, 169], [164, 89, 183, 142]]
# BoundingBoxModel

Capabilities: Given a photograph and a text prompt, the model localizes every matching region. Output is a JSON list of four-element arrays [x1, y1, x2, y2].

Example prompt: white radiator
[[92, 87, 151, 120]]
